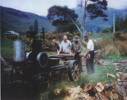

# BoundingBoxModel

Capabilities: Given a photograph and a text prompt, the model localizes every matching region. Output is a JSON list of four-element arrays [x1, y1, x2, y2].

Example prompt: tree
[[102, 27, 112, 33], [41, 27, 45, 43], [115, 16, 127, 32], [78, 0, 108, 35], [34, 19, 39, 34], [47, 6, 79, 33], [26, 19, 39, 38]]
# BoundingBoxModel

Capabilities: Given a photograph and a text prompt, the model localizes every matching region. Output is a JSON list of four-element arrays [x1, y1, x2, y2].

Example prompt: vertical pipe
[[14, 40, 26, 62], [113, 13, 116, 33], [42, 27, 45, 45]]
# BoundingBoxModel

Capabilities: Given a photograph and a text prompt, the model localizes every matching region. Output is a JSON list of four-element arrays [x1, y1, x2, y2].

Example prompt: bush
[[95, 36, 127, 57], [114, 41, 127, 55]]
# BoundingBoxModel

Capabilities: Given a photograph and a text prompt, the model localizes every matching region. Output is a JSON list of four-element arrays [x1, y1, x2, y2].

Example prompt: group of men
[[52, 34, 95, 74]]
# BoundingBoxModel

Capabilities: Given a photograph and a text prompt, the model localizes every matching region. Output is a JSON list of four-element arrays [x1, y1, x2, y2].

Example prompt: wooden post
[[113, 13, 116, 33]]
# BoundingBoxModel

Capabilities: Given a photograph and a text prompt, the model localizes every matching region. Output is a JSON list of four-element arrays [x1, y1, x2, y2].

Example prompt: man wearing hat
[[84, 35, 95, 74], [72, 35, 82, 54], [72, 35, 82, 71]]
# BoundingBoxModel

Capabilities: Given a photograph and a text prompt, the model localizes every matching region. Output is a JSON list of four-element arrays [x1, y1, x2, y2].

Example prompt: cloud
[[108, 0, 127, 9], [1, 0, 127, 16], [1, 0, 77, 16]]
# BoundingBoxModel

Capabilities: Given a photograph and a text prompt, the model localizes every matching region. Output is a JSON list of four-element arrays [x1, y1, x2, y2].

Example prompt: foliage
[[102, 27, 112, 33], [1, 39, 14, 58], [106, 54, 127, 62], [47, 6, 78, 25], [95, 33, 127, 57], [47, 6, 78, 32], [78, 0, 108, 33], [86, 0, 108, 20], [87, 65, 116, 84], [115, 16, 127, 32], [34, 19, 38, 34], [56, 23, 78, 33], [26, 19, 39, 37]]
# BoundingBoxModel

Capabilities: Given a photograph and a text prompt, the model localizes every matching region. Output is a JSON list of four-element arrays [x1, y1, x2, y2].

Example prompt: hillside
[[0, 6, 127, 34], [75, 7, 127, 32], [0, 6, 56, 34]]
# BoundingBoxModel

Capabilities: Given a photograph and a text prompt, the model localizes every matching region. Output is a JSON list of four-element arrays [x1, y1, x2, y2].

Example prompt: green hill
[[0, 6, 56, 34]]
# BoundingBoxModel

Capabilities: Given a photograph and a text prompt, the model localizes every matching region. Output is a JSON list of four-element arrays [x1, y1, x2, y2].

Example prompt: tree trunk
[[83, 0, 88, 36]]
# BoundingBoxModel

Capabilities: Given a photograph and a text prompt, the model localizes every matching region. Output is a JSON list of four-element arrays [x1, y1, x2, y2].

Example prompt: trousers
[[86, 51, 94, 74]]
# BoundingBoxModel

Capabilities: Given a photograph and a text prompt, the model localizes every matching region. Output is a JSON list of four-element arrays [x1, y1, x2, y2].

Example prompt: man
[[72, 35, 82, 71], [84, 35, 95, 74], [59, 35, 72, 54], [72, 35, 82, 54], [52, 38, 60, 54], [72, 35, 82, 60]]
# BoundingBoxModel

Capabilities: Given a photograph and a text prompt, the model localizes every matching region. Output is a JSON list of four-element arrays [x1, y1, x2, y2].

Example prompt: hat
[[73, 35, 80, 41]]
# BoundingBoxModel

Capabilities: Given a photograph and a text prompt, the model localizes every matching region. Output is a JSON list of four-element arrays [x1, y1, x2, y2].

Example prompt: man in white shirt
[[58, 35, 72, 54], [84, 35, 95, 74]]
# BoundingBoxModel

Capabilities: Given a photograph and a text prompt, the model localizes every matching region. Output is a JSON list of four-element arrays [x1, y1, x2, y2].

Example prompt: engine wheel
[[37, 52, 48, 68], [68, 60, 80, 81]]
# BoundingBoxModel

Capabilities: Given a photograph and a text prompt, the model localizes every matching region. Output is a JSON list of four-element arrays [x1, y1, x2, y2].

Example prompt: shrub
[[95, 37, 127, 57]]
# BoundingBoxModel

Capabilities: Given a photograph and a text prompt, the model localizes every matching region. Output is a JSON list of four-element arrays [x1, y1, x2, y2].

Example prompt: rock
[[84, 84, 97, 97], [96, 93, 109, 100], [110, 92, 119, 100], [105, 83, 113, 91], [107, 73, 116, 79], [116, 83, 127, 97], [95, 82, 105, 92], [64, 96, 74, 100], [115, 68, 120, 71], [114, 60, 127, 73], [54, 88, 61, 96], [68, 86, 82, 98], [116, 72, 127, 81], [124, 96, 127, 100], [52, 74, 127, 100]]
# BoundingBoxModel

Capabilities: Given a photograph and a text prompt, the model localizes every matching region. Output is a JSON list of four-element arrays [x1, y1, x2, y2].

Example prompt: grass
[[106, 54, 127, 62], [76, 54, 127, 85], [76, 64, 117, 85], [1, 39, 122, 85], [1, 38, 126, 87], [50, 58, 118, 91], [44, 63, 117, 100], [93, 32, 113, 40], [1, 39, 14, 58], [1, 39, 56, 58], [87, 65, 116, 84]]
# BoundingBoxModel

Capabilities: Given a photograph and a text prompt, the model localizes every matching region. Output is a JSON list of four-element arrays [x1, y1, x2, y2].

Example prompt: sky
[[1, 0, 127, 16]]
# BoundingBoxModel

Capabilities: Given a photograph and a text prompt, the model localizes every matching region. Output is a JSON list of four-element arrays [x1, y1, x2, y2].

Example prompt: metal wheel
[[68, 60, 80, 81], [37, 52, 48, 68]]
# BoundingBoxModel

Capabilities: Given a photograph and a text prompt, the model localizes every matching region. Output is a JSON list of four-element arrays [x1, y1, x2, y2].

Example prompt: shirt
[[72, 42, 81, 53], [60, 40, 72, 53], [87, 39, 94, 51]]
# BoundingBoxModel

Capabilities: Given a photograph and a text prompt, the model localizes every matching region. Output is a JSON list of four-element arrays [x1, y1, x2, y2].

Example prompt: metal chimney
[[4, 31, 26, 62], [13, 39, 26, 62]]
